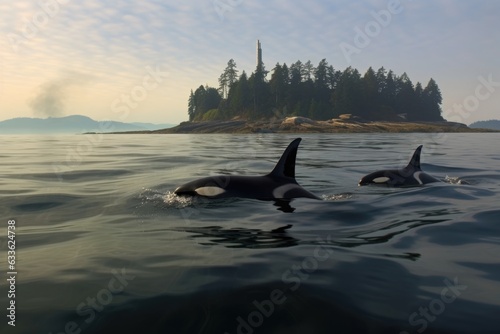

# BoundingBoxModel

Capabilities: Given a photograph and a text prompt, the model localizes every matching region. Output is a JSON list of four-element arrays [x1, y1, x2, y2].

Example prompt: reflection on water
[[2, 133, 500, 334], [178, 224, 298, 248]]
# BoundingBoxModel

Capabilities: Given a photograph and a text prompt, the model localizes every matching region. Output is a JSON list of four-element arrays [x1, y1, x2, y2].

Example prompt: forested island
[[112, 43, 496, 134], [188, 58, 444, 123]]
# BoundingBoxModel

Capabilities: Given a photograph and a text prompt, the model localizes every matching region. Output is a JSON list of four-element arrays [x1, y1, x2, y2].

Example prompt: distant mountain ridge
[[0, 115, 175, 134], [469, 120, 500, 131]]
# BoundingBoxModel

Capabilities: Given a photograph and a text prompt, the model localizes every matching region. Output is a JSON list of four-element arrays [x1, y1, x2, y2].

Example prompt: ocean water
[[1, 133, 500, 334]]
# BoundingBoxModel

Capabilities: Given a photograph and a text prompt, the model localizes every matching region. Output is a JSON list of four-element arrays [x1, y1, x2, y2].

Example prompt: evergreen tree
[[314, 59, 328, 88], [362, 67, 378, 119], [226, 59, 239, 86], [415, 82, 423, 98], [192, 85, 206, 120], [281, 63, 291, 115], [375, 67, 387, 94], [252, 58, 271, 118], [281, 63, 290, 85], [313, 59, 332, 119], [188, 89, 195, 121], [286, 62, 303, 115], [255, 58, 267, 83], [218, 59, 238, 99], [299, 60, 316, 116], [395, 73, 418, 120], [413, 82, 424, 120], [422, 78, 443, 121], [303, 60, 315, 81], [218, 72, 227, 99], [290, 61, 303, 82], [381, 70, 397, 114], [326, 65, 340, 90], [270, 63, 287, 110]]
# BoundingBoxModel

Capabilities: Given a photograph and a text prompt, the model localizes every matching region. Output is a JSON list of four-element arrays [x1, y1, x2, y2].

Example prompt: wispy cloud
[[0, 0, 499, 123]]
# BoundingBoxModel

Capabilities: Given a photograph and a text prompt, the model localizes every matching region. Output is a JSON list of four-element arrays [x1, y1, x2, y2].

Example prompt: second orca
[[358, 145, 440, 187]]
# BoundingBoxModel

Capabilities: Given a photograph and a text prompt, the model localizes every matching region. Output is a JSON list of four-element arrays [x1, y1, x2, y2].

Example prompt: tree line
[[188, 58, 443, 122]]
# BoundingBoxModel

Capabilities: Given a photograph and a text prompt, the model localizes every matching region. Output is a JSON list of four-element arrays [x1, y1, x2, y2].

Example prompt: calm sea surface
[[1, 133, 500, 334]]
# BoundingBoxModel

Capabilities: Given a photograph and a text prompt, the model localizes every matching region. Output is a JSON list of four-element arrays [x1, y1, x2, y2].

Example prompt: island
[[112, 41, 497, 134]]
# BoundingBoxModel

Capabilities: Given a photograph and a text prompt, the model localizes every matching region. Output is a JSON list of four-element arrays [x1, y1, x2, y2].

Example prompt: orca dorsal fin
[[405, 145, 423, 170], [268, 138, 301, 179]]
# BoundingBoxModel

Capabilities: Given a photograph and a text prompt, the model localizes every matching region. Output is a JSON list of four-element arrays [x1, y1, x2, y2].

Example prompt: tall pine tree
[[218, 59, 239, 99], [422, 78, 443, 121]]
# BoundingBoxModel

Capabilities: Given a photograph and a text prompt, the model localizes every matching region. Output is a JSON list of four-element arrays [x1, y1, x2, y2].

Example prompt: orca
[[358, 145, 440, 187], [174, 138, 320, 200]]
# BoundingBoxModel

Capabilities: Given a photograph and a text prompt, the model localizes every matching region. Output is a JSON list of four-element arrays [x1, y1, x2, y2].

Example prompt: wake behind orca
[[174, 138, 320, 200], [358, 145, 440, 187]]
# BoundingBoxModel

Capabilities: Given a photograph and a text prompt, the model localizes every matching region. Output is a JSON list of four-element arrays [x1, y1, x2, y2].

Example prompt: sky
[[0, 0, 499, 125]]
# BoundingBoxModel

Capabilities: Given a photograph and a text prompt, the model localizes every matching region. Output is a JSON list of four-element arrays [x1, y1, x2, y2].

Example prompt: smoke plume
[[29, 72, 91, 117]]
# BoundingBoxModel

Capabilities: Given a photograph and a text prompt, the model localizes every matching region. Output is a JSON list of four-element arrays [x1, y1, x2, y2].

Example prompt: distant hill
[[0, 115, 176, 134], [469, 120, 500, 131]]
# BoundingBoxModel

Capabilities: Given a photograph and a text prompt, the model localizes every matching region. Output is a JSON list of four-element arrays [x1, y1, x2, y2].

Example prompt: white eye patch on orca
[[372, 176, 390, 183], [195, 187, 226, 197]]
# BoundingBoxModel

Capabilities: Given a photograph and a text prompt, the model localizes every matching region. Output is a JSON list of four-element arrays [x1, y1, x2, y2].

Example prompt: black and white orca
[[174, 138, 320, 200], [358, 145, 440, 187]]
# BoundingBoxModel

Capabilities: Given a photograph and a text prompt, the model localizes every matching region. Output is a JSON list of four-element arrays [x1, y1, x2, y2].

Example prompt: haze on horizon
[[1, 0, 499, 125]]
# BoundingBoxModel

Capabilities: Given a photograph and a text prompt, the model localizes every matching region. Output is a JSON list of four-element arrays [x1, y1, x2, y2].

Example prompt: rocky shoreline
[[109, 117, 496, 134]]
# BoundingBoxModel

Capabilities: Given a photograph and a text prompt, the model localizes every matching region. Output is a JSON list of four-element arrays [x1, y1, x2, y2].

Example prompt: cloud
[[1, 0, 499, 123]]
